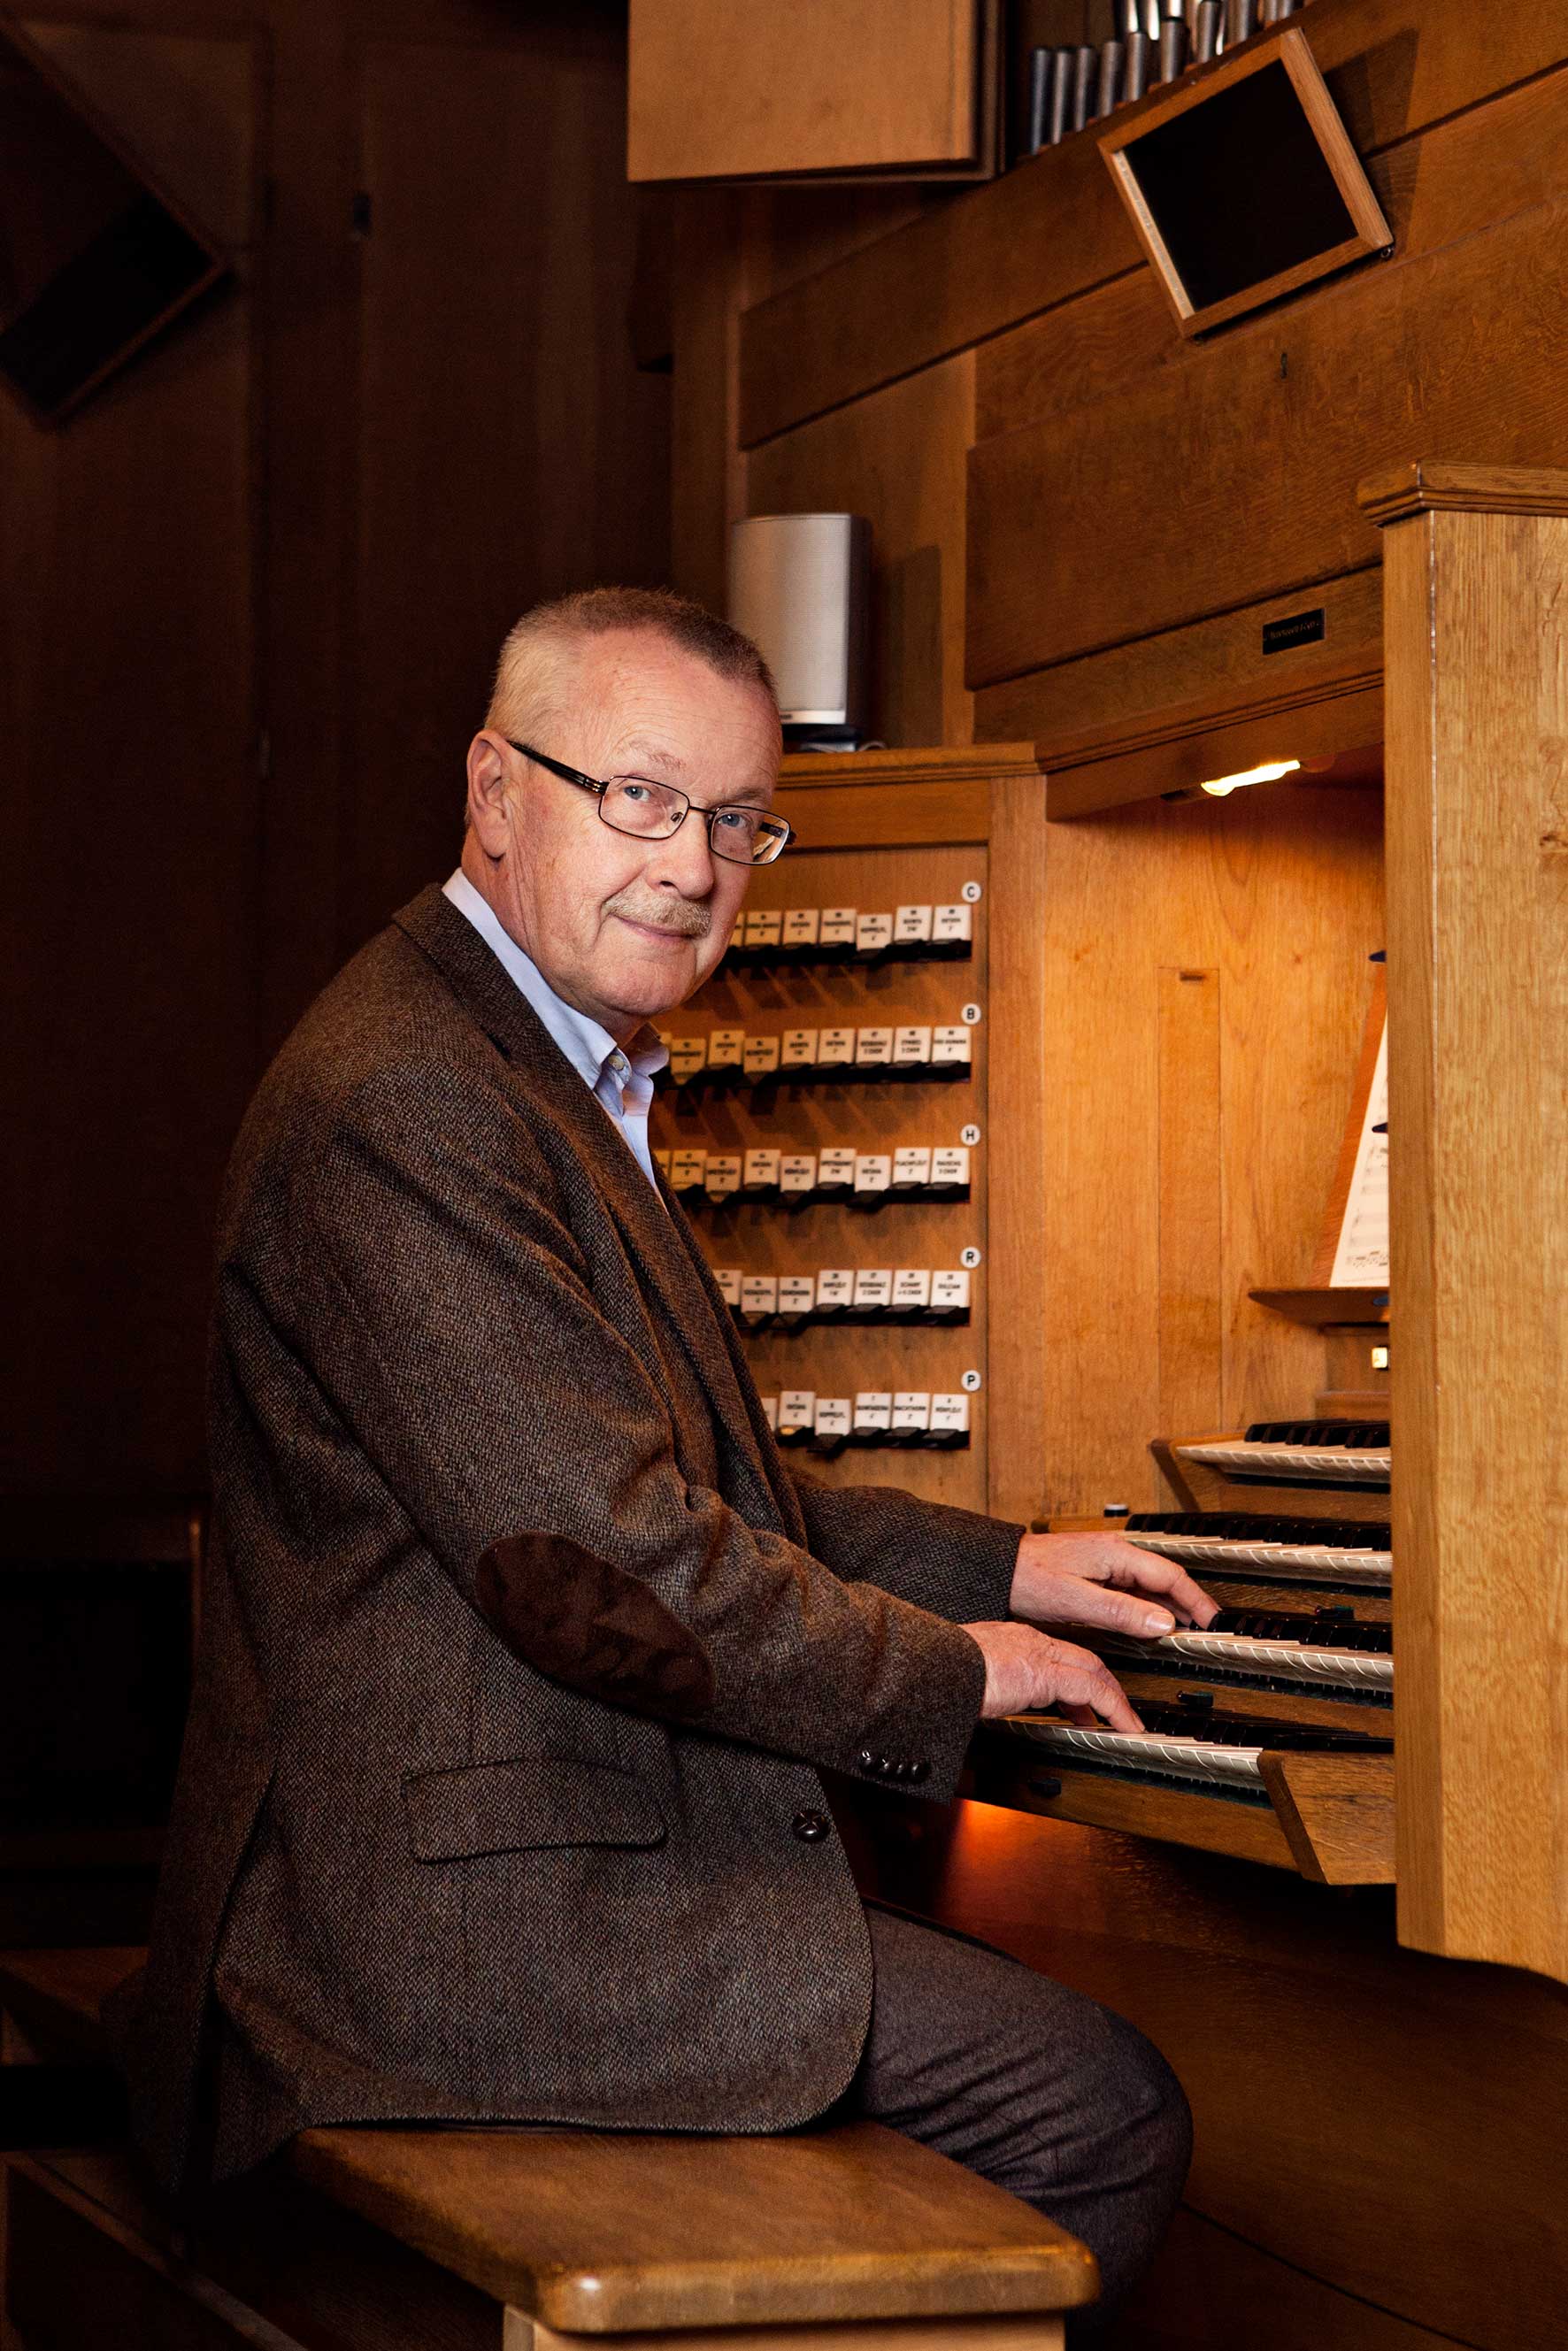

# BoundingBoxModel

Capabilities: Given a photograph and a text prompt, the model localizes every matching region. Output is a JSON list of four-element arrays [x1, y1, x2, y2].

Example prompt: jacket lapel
[[391, 889, 792, 1532]]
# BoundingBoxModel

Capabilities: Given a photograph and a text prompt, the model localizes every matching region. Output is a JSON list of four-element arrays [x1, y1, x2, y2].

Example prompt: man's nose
[[647, 810, 718, 896]]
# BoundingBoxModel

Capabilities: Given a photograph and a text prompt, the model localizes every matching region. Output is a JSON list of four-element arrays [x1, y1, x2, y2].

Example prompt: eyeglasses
[[509, 741, 793, 867]]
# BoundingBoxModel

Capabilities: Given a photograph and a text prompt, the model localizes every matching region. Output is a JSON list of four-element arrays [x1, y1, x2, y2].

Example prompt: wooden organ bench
[[0, 1947, 1097, 2351]]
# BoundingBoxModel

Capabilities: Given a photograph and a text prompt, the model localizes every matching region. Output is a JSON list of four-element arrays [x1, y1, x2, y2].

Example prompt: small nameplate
[[1262, 607, 1326, 656]]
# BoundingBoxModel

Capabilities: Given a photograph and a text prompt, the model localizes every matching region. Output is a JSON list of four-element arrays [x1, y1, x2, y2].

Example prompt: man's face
[[465, 630, 780, 1041]]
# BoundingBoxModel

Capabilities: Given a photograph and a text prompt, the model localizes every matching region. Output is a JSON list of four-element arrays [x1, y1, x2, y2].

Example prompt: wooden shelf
[[1249, 1286, 1389, 1326]]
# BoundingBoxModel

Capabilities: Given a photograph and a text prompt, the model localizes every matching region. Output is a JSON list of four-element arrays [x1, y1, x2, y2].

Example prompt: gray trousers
[[839, 1904, 1190, 2335]]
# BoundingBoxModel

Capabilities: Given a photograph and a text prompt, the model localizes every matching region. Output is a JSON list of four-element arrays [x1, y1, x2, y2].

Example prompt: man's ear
[[465, 733, 514, 857]]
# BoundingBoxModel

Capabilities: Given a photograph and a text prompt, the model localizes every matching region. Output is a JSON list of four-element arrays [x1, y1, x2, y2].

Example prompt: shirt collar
[[442, 869, 667, 1089]]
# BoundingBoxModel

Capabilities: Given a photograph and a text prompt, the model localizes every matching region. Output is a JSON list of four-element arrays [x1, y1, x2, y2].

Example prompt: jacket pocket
[[402, 1756, 667, 1863]]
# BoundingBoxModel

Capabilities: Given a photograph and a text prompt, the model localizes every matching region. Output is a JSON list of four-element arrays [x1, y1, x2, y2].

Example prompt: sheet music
[[1330, 1015, 1388, 1284]]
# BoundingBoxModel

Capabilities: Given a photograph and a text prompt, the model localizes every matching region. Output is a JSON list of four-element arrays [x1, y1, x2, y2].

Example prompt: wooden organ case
[[668, 470, 1567, 2351]]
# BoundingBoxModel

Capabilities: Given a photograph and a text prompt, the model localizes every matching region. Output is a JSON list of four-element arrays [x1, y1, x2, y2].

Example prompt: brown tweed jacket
[[116, 886, 1021, 2199]]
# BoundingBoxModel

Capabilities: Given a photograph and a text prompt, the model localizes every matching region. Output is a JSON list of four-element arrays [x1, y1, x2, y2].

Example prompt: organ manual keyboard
[[1172, 1418, 1390, 1487], [968, 1414, 1398, 1879]]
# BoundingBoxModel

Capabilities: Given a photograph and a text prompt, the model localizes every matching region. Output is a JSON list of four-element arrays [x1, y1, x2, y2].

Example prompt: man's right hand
[[965, 1621, 1143, 1731]]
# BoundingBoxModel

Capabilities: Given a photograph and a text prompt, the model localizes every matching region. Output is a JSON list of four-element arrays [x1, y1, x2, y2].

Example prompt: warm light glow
[[1199, 758, 1302, 797]]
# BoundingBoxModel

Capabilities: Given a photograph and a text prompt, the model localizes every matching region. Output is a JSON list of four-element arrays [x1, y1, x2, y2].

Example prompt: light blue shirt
[[443, 869, 669, 1189]]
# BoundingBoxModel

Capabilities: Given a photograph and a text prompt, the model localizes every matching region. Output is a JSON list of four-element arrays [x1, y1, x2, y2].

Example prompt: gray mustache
[[605, 889, 711, 940]]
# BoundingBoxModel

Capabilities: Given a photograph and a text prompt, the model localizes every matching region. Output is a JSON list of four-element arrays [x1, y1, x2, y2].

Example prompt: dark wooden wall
[[0, 0, 669, 1499]]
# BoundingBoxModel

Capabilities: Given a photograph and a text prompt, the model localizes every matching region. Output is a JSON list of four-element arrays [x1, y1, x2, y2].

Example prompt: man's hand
[[965, 1621, 1144, 1728], [1010, 1529, 1218, 1639]]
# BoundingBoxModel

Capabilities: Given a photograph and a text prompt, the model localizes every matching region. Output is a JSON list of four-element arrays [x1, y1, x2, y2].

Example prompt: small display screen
[[1122, 60, 1359, 312]]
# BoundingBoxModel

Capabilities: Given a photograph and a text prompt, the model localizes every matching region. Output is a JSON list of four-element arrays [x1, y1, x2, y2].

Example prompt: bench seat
[[2, 1948, 1096, 2351]]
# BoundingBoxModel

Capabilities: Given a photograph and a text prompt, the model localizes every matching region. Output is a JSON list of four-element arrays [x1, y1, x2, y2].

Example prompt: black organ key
[[1242, 1418, 1390, 1448], [1208, 1606, 1392, 1653]]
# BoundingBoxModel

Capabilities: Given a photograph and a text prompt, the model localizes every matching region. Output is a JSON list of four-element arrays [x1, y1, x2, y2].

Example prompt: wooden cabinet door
[[627, 0, 998, 185]]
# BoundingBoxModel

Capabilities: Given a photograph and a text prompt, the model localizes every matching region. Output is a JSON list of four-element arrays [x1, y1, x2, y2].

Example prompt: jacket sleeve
[[785, 1473, 1022, 1627], [277, 1059, 988, 1800]]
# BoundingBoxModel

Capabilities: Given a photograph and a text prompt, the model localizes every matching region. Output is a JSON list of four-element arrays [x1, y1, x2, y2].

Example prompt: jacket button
[[857, 1749, 877, 1772], [793, 1809, 831, 1843], [908, 1761, 930, 1783]]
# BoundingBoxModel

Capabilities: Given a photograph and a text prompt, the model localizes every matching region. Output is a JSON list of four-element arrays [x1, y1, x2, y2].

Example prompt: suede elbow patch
[[475, 1532, 716, 1717]]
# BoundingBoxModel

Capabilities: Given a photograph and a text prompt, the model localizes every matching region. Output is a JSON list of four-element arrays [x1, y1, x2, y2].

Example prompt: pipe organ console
[[749, 466, 1568, 2351]]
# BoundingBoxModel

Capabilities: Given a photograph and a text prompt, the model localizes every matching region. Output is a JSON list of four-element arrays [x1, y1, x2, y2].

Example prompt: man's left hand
[[1010, 1530, 1219, 1640]]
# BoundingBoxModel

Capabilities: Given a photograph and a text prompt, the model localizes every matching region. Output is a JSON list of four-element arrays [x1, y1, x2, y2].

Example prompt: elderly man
[[123, 588, 1212, 2316]]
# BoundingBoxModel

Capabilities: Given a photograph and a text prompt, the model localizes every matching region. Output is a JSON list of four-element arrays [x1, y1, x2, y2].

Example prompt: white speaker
[[727, 513, 871, 749]]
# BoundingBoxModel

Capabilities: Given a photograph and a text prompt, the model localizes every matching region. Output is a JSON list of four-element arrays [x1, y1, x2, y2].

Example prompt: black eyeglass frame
[[507, 739, 793, 866]]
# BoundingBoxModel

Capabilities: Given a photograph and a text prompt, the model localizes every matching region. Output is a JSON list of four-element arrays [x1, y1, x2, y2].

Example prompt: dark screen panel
[[1123, 61, 1358, 313], [0, 29, 223, 419]]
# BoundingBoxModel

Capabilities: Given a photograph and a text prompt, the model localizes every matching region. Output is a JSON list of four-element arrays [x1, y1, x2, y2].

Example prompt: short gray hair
[[485, 586, 778, 745]]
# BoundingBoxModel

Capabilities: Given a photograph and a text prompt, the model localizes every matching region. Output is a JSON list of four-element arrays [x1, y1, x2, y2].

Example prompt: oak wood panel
[[738, 0, 1568, 446], [1374, 483, 1568, 1987], [984, 772, 1050, 1526], [746, 353, 976, 748], [860, 1798, 1568, 2351], [1361, 455, 1568, 524], [291, 2120, 1096, 2330], [979, 49, 1568, 449], [1041, 687, 1387, 821], [1260, 1751, 1395, 1885], [1034, 783, 1383, 1517], [972, 570, 1383, 766], [774, 779, 990, 852], [1157, 971, 1222, 1442], [627, 0, 991, 185], [969, 188, 1568, 685]]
